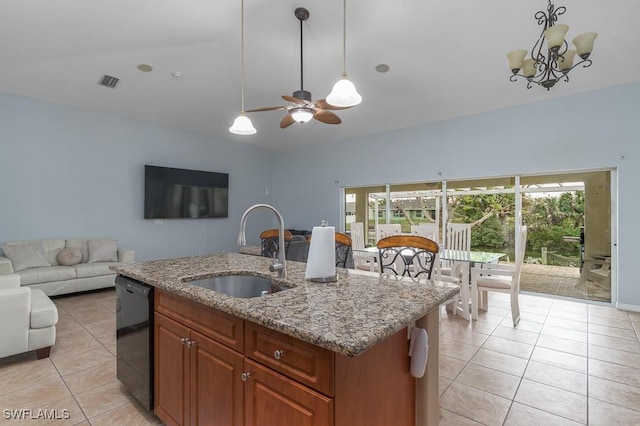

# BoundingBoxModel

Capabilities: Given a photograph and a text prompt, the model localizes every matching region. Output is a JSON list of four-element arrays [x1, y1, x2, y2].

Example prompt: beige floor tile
[[589, 344, 640, 368], [439, 382, 511, 426], [439, 355, 468, 380], [0, 358, 59, 396], [475, 312, 507, 326], [504, 402, 583, 425], [439, 377, 452, 397], [440, 340, 479, 362], [62, 359, 116, 394], [0, 377, 72, 409], [514, 379, 587, 424], [50, 329, 106, 360], [86, 401, 160, 425], [536, 334, 588, 356], [588, 398, 640, 425], [588, 332, 640, 353], [530, 347, 587, 374], [589, 376, 640, 412], [588, 322, 638, 340], [587, 314, 634, 330], [491, 325, 539, 345], [438, 408, 483, 426], [470, 348, 528, 377], [588, 358, 640, 388], [440, 327, 489, 347], [52, 347, 115, 376], [523, 361, 587, 395], [455, 363, 521, 399], [482, 336, 534, 359], [550, 301, 589, 314], [541, 324, 588, 343], [545, 316, 588, 332], [518, 311, 547, 324], [628, 311, 640, 321], [588, 305, 631, 320], [547, 309, 589, 324], [66, 305, 113, 325], [0, 394, 86, 425], [499, 318, 544, 333], [518, 304, 550, 316], [74, 379, 132, 419]]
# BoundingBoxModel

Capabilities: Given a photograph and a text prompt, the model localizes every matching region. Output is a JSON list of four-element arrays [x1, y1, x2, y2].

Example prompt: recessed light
[[137, 64, 153, 72], [171, 72, 184, 80], [375, 64, 390, 73]]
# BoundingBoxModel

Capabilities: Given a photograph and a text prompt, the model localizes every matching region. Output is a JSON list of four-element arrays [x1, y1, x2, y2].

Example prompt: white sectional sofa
[[0, 238, 134, 296]]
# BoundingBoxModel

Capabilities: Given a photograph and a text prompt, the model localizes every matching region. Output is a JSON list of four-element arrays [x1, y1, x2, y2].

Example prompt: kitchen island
[[112, 252, 459, 426]]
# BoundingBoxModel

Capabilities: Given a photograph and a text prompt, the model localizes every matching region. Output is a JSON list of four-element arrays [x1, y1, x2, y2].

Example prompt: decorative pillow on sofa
[[2, 242, 51, 272], [57, 247, 83, 266], [88, 239, 118, 263]]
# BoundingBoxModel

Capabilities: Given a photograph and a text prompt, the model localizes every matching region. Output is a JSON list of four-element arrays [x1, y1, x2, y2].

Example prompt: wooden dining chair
[[470, 226, 527, 326], [259, 229, 293, 259], [376, 235, 439, 279]]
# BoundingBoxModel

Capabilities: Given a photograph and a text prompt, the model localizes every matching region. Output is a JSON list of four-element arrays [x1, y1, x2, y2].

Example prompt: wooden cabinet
[[154, 289, 415, 426]]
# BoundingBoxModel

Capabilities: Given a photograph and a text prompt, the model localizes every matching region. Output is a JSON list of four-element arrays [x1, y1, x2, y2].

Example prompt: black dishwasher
[[115, 275, 154, 410]]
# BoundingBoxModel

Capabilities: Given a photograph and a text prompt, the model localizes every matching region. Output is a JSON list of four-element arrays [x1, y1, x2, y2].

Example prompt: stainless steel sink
[[188, 275, 287, 298]]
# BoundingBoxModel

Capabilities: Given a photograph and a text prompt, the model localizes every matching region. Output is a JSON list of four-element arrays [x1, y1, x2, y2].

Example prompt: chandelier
[[507, 1, 597, 90]]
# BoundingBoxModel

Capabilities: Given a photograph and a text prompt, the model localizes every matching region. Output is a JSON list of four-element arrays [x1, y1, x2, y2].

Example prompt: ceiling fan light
[[326, 77, 362, 107], [229, 112, 256, 135], [290, 107, 315, 123]]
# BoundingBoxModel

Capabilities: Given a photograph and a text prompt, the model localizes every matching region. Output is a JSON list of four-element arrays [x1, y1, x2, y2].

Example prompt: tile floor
[[1, 288, 639, 425]]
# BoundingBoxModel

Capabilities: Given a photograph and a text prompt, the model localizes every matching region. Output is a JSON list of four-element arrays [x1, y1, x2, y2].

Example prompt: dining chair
[[334, 232, 353, 268], [376, 224, 401, 242], [376, 235, 439, 279], [470, 226, 528, 326], [350, 222, 377, 272], [442, 223, 472, 275], [410, 224, 439, 240], [260, 229, 293, 259]]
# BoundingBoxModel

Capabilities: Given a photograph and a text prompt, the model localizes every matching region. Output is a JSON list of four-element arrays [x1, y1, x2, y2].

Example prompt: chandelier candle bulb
[[507, 50, 528, 73], [573, 32, 598, 59]]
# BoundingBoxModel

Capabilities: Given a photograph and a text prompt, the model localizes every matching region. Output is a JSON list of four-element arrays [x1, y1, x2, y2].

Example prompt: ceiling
[[1, 0, 638, 152]]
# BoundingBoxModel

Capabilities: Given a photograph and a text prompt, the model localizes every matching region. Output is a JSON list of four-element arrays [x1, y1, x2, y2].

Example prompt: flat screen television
[[144, 165, 229, 219]]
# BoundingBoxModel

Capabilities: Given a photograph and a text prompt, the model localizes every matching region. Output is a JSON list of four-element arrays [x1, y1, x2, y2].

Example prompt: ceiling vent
[[98, 75, 120, 89]]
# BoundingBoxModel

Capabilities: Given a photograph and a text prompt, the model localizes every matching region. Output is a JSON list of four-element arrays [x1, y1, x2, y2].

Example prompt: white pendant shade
[[572, 32, 598, 59], [507, 49, 528, 72], [558, 49, 577, 71], [522, 59, 537, 78], [326, 77, 362, 107], [229, 113, 256, 135]]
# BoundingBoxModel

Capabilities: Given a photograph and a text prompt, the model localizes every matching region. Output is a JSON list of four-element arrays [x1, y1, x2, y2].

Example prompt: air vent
[[98, 75, 120, 89]]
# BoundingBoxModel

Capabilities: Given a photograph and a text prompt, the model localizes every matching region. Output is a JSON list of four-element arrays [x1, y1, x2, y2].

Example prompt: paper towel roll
[[305, 226, 337, 281]]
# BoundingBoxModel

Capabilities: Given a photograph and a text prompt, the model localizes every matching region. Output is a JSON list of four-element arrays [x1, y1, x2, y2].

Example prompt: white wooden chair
[[410, 224, 439, 240], [442, 223, 472, 276], [589, 257, 611, 288], [376, 224, 401, 241], [350, 222, 377, 271], [470, 226, 527, 326]]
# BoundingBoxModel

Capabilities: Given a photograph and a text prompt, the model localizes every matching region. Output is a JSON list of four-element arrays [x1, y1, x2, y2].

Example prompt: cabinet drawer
[[245, 322, 334, 396], [155, 290, 244, 352]]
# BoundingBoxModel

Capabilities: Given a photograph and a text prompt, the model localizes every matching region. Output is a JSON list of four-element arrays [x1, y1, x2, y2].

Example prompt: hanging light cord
[[341, 0, 347, 77], [299, 15, 304, 91], [240, 0, 246, 112]]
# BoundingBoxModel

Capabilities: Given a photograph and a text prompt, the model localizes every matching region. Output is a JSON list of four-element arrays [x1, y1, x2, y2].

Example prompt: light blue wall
[[271, 83, 640, 308], [0, 92, 275, 261]]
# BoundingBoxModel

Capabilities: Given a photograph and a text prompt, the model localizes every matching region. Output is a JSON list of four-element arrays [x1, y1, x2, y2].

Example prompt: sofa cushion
[[57, 247, 83, 266], [75, 262, 118, 279], [2, 242, 51, 272], [30, 288, 59, 329], [18, 266, 77, 285], [88, 239, 118, 263]]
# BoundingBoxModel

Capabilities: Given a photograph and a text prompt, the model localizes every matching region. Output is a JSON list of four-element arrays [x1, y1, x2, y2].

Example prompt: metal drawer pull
[[181, 337, 188, 345], [186, 340, 196, 348], [241, 372, 251, 382], [274, 350, 285, 360]]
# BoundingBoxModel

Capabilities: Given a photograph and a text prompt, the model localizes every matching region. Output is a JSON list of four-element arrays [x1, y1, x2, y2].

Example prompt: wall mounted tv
[[144, 165, 229, 219]]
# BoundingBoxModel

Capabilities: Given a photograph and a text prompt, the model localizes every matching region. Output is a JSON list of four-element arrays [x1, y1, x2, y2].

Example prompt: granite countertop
[[111, 252, 459, 357]]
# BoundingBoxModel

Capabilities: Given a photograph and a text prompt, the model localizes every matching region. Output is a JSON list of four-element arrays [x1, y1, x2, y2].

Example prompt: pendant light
[[326, 0, 362, 107], [229, 0, 256, 135]]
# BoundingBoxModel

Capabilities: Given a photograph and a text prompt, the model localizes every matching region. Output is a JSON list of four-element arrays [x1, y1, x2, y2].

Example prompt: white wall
[[270, 83, 640, 309], [0, 92, 275, 261]]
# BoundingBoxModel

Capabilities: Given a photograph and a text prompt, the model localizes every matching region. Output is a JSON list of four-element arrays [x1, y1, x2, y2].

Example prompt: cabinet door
[[189, 330, 244, 426], [244, 359, 333, 426], [155, 313, 190, 426]]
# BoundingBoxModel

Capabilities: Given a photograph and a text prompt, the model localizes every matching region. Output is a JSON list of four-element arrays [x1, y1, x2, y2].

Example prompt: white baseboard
[[616, 303, 640, 312]]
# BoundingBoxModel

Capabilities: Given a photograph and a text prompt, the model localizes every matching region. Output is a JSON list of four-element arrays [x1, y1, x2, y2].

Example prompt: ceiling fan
[[245, 7, 352, 129]]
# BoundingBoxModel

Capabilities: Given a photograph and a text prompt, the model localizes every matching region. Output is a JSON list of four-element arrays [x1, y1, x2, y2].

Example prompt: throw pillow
[[88, 239, 118, 263], [2, 242, 51, 272], [57, 247, 83, 266]]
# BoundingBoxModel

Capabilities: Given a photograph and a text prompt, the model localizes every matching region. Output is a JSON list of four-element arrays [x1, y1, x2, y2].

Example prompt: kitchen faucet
[[237, 204, 286, 279]]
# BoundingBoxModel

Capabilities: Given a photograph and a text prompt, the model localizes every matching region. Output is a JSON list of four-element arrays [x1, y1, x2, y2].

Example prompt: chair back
[[446, 223, 471, 252], [410, 224, 439, 241], [260, 229, 293, 258], [377, 224, 401, 241], [350, 222, 366, 250], [376, 235, 439, 279], [334, 232, 353, 268], [512, 226, 528, 293], [350, 222, 377, 272]]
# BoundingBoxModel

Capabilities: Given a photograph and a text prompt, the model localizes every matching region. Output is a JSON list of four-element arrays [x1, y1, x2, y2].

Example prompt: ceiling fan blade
[[282, 95, 311, 105], [280, 114, 296, 128], [245, 106, 286, 112], [315, 99, 353, 111], [313, 109, 342, 125]]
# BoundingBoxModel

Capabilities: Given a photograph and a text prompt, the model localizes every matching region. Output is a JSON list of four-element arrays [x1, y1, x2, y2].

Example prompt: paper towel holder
[[306, 220, 338, 283]]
